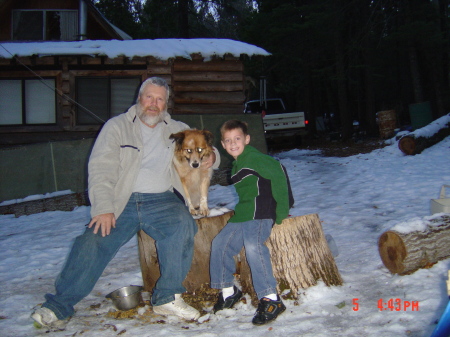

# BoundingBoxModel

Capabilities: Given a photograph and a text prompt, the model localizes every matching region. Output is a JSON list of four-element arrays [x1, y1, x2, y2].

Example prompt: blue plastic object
[[430, 271, 450, 337]]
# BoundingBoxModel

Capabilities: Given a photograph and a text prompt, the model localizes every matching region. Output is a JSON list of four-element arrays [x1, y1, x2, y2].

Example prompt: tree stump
[[239, 213, 343, 304], [138, 210, 233, 294], [378, 215, 450, 275], [138, 212, 343, 305]]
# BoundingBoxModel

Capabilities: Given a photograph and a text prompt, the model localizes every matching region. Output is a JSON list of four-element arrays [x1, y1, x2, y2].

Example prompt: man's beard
[[137, 103, 166, 126]]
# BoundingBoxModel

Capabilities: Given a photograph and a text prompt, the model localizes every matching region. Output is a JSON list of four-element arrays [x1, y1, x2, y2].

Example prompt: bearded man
[[31, 77, 220, 330]]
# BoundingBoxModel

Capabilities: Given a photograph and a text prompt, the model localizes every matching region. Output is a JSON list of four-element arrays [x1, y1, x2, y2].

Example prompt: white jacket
[[88, 104, 220, 218]]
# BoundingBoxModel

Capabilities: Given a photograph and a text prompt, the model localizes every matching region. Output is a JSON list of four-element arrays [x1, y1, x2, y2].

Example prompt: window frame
[[0, 76, 58, 127]]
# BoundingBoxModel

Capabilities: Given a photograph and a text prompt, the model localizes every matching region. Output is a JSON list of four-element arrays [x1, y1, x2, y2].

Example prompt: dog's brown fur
[[170, 129, 214, 217]]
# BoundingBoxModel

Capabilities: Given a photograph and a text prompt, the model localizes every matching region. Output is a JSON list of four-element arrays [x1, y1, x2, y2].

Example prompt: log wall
[[0, 54, 248, 146], [172, 57, 245, 115]]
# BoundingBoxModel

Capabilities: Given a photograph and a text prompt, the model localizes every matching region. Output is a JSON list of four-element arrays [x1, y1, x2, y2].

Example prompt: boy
[[210, 119, 293, 325]]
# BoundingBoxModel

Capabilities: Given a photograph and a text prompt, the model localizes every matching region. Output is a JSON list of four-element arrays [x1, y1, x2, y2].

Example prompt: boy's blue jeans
[[42, 192, 197, 320], [210, 219, 277, 300]]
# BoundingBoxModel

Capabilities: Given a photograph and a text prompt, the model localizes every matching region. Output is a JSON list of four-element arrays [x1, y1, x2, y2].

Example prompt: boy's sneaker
[[213, 286, 243, 313], [252, 296, 286, 325], [31, 307, 67, 330], [152, 294, 200, 320]]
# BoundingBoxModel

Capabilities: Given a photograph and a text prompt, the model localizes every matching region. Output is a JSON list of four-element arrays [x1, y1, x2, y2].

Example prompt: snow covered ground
[[1, 135, 449, 337]]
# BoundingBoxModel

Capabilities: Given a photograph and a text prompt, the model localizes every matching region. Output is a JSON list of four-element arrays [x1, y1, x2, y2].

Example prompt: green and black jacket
[[229, 145, 294, 225]]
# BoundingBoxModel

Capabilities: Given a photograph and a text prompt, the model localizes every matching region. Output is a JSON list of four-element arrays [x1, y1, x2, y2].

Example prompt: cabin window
[[0, 79, 56, 125], [76, 77, 141, 125], [12, 10, 78, 41]]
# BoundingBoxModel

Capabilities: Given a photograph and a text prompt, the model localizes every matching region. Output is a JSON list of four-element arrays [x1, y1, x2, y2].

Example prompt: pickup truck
[[243, 98, 308, 143]]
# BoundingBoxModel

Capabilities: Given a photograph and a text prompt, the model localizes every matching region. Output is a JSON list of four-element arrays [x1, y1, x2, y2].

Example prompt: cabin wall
[[0, 55, 249, 146], [172, 56, 245, 114]]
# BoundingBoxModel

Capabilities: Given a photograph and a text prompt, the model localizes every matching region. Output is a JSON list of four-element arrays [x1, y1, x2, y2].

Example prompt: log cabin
[[0, 0, 270, 146]]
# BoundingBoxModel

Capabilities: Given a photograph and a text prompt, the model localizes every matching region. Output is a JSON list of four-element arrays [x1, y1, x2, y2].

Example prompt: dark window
[[0, 79, 56, 125], [76, 77, 141, 125], [12, 10, 78, 41]]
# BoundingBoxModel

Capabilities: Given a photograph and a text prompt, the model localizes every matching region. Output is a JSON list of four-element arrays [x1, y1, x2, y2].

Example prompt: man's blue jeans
[[209, 219, 277, 300], [43, 192, 197, 320]]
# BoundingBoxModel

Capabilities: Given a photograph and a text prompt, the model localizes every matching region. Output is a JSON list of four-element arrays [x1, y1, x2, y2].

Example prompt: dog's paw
[[198, 198, 209, 217], [198, 207, 210, 217]]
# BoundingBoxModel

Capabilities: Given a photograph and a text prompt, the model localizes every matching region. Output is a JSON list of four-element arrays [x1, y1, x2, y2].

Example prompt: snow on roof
[[0, 39, 270, 61]]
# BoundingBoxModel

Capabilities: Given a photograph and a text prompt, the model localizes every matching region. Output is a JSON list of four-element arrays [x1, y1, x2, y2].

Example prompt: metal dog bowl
[[106, 285, 143, 311]]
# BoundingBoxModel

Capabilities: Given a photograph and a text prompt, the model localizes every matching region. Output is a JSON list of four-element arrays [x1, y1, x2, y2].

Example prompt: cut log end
[[379, 215, 450, 275], [378, 231, 407, 274], [398, 136, 416, 155], [398, 122, 450, 155]]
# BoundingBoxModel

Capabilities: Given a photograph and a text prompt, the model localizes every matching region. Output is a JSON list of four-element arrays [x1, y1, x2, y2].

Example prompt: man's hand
[[88, 213, 116, 237], [202, 151, 216, 169]]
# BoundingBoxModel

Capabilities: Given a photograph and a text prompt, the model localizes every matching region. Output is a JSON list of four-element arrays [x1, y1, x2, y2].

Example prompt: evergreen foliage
[[94, 0, 450, 138], [95, 0, 143, 38]]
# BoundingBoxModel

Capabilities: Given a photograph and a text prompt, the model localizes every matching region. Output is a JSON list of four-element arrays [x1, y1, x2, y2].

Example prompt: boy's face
[[221, 128, 250, 159]]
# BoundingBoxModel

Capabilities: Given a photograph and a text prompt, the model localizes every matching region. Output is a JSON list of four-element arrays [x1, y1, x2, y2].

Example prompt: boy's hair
[[220, 120, 249, 139]]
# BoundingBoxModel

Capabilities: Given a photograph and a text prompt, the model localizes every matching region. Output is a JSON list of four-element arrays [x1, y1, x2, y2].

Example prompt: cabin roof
[[0, 38, 270, 61]]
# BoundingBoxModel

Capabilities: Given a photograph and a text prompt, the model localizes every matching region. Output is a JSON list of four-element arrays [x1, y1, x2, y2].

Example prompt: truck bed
[[263, 111, 306, 131]]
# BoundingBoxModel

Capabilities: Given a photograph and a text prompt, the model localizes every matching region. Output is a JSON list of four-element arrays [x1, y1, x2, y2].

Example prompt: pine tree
[[94, 0, 142, 38]]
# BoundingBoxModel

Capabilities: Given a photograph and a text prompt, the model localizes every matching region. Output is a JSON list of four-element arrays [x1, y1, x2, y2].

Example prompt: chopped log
[[398, 114, 450, 155], [239, 213, 343, 304], [378, 215, 450, 275], [138, 211, 233, 294], [138, 212, 343, 305], [377, 110, 397, 139]]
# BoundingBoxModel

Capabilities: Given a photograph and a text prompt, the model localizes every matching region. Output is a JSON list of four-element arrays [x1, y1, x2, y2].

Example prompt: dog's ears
[[202, 130, 214, 146], [169, 132, 185, 149]]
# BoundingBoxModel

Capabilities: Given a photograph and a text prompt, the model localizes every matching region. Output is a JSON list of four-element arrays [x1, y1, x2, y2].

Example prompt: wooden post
[[378, 215, 450, 275], [239, 213, 343, 304]]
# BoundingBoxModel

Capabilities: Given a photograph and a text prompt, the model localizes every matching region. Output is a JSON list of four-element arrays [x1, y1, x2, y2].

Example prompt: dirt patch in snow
[[271, 137, 389, 157]]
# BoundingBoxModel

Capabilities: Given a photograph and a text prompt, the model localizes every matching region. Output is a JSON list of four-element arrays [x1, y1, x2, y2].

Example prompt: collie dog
[[170, 129, 215, 217]]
